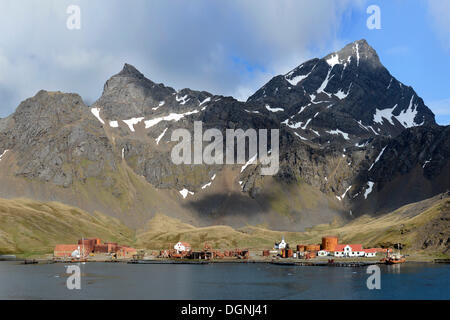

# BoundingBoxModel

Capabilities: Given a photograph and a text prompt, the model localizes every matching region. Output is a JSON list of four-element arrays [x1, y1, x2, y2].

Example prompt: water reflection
[[0, 262, 448, 300], [386, 264, 402, 274]]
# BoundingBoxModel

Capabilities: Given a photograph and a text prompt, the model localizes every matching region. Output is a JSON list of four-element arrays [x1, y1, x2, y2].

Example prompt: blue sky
[[0, 0, 448, 124]]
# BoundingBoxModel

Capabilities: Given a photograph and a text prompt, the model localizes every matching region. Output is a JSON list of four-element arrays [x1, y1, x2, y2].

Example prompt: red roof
[[335, 244, 363, 251], [363, 248, 378, 253], [177, 242, 191, 247]]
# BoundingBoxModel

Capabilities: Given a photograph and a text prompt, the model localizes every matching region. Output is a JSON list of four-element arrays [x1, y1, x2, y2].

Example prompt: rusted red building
[[54, 238, 136, 258]]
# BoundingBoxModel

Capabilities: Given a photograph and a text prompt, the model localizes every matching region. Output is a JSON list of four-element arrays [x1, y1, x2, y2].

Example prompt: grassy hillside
[[1, 193, 448, 258], [283, 193, 450, 257], [137, 194, 449, 257], [137, 213, 285, 250], [0, 198, 135, 256]]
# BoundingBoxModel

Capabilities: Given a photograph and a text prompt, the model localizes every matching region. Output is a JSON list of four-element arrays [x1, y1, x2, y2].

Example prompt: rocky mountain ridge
[[0, 39, 448, 230]]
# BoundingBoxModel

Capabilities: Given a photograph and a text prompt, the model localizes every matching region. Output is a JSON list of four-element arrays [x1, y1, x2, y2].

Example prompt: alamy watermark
[[66, 265, 81, 290], [170, 121, 279, 175], [367, 5, 381, 30], [366, 265, 381, 290], [66, 5, 81, 30]]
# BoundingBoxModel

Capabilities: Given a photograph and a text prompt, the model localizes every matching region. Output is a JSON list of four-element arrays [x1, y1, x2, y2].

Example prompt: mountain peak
[[248, 39, 436, 137], [324, 39, 381, 68], [350, 39, 378, 59], [118, 63, 145, 79]]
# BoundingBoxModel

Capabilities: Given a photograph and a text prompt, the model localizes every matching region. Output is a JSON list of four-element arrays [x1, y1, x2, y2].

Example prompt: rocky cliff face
[[248, 40, 435, 139], [1, 90, 114, 188], [0, 39, 447, 230]]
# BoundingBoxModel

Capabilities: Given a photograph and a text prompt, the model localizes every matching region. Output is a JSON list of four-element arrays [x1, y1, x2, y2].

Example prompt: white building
[[334, 244, 364, 257], [318, 250, 330, 257], [364, 249, 377, 257], [275, 236, 287, 250], [174, 242, 191, 253]]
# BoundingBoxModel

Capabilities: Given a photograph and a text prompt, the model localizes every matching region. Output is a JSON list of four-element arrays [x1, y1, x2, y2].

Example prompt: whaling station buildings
[[270, 236, 385, 259], [52, 236, 384, 261], [54, 238, 137, 259]]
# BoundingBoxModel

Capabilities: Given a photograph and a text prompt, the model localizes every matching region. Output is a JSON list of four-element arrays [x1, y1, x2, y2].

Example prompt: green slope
[[0, 198, 135, 256]]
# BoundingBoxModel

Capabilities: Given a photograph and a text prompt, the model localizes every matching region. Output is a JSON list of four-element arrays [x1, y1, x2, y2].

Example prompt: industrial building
[[273, 236, 384, 260], [53, 238, 136, 258]]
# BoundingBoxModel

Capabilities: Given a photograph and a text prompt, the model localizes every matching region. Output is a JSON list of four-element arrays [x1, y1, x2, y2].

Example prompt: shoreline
[[3, 257, 448, 266], [2, 250, 448, 264]]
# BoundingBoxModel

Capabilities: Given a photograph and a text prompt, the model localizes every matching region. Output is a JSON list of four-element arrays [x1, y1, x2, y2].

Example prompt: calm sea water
[[0, 262, 448, 300]]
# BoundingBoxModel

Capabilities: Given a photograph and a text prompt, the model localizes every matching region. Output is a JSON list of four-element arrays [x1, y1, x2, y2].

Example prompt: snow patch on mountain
[[326, 54, 340, 68], [317, 69, 334, 97], [179, 188, 194, 199], [123, 117, 144, 132], [285, 63, 316, 86], [354, 42, 360, 67], [152, 101, 165, 110], [245, 109, 260, 114], [336, 185, 352, 201], [265, 105, 284, 112], [91, 108, 105, 125], [0, 149, 9, 162], [201, 174, 216, 190], [294, 132, 308, 141], [364, 181, 374, 199], [176, 94, 190, 105], [241, 153, 257, 173], [199, 97, 211, 107], [396, 95, 424, 128], [145, 110, 199, 129], [325, 129, 350, 140], [334, 83, 352, 100], [373, 96, 423, 128], [298, 104, 310, 114], [369, 146, 387, 171], [156, 128, 168, 145], [285, 73, 310, 86], [373, 105, 397, 126]]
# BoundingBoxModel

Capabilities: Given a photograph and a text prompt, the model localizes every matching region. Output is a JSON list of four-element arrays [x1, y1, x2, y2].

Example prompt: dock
[[434, 259, 450, 264], [270, 260, 381, 267], [128, 259, 211, 265]]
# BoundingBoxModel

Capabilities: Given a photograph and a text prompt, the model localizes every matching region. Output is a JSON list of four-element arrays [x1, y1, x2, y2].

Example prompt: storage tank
[[287, 249, 293, 258], [321, 236, 338, 251]]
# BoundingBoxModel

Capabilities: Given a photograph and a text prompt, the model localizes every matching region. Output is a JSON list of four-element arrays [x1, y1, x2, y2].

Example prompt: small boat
[[383, 245, 406, 264], [69, 236, 88, 263], [385, 254, 406, 264]]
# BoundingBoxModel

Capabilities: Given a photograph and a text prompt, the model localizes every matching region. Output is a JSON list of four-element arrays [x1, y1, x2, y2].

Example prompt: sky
[[0, 0, 449, 124]]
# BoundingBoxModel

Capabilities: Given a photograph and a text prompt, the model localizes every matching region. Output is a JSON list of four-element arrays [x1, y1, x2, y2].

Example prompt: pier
[[270, 260, 381, 267]]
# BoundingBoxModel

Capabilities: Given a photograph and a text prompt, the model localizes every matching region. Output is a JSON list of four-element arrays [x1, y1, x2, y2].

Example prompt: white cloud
[[427, 0, 450, 50], [0, 0, 363, 116]]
